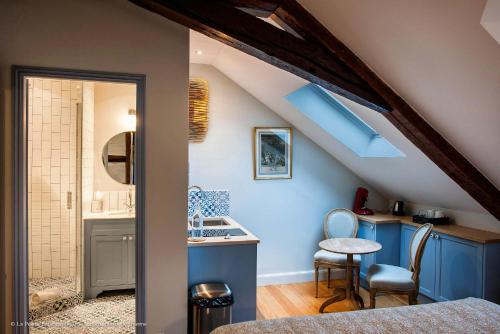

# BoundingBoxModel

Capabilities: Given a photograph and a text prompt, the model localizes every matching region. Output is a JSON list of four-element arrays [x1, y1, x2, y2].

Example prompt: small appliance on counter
[[352, 187, 374, 215], [412, 209, 450, 225], [392, 201, 405, 216]]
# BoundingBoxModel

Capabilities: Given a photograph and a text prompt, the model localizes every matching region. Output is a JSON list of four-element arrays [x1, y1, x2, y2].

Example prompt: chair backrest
[[408, 223, 433, 282], [323, 209, 358, 239]]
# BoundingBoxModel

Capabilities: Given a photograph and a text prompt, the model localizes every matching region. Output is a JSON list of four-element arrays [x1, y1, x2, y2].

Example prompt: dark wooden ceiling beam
[[131, 0, 391, 112], [130, 0, 500, 219]]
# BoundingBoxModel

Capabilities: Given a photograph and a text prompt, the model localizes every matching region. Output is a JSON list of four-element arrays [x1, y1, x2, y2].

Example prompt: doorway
[[13, 67, 145, 334]]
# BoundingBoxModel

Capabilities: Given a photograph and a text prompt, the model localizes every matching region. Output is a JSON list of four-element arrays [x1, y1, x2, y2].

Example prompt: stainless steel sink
[[203, 219, 230, 227], [188, 228, 247, 238]]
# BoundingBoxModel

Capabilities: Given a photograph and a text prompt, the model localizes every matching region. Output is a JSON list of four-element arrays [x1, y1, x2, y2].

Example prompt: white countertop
[[188, 216, 260, 247], [83, 212, 260, 246], [83, 211, 135, 220]]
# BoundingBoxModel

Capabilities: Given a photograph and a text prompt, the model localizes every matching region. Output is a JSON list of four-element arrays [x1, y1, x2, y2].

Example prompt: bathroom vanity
[[84, 214, 135, 299], [188, 217, 259, 323]]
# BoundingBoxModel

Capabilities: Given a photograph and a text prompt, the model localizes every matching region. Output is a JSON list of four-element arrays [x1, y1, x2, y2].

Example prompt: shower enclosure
[[26, 77, 93, 320]]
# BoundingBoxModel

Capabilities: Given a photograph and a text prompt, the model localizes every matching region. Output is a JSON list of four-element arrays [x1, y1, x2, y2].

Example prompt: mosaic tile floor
[[30, 294, 135, 334], [29, 277, 83, 320], [29, 277, 76, 294]]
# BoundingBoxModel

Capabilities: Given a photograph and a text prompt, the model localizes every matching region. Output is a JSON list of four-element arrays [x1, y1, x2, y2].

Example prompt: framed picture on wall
[[253, 127, 292, 180]]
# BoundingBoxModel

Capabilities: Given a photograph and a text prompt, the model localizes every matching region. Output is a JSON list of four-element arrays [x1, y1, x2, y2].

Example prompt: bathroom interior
[[26, 77, 138, 332]]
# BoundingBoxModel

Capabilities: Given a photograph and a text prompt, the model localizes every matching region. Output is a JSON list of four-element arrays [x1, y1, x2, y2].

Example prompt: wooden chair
[[314, 208, 360, 298], [367, 223, 433, 308]]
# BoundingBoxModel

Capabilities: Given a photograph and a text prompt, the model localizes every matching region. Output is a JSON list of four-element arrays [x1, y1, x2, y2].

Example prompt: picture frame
[[253, 127, 293, 180]]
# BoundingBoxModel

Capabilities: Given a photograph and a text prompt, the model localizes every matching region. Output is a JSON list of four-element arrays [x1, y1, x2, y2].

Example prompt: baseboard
[[257, 269, 346, 286]]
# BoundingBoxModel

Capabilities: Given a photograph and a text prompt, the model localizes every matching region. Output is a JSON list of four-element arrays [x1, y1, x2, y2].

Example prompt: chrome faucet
[[188, 185, 203, 192], [188, 185, 204, 228], [123, 188, 135, 215]]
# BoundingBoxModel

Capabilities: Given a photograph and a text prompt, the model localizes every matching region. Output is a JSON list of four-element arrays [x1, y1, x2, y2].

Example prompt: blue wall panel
[[188, 244, 257, 324]]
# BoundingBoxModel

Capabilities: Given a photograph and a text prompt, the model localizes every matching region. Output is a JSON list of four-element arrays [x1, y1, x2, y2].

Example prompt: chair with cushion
[[314, 208, 360, 298], [367, 223, 433, 308]]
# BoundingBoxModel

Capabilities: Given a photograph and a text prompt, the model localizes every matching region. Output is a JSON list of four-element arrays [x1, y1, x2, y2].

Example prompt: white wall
[[0, 1, 188, 333], [92, 82, 138, 212], [189, 64, 388, 284], [93, 82, 136, 193]]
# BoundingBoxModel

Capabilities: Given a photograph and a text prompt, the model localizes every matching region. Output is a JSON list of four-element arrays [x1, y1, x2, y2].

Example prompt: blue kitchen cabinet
[[358, 217, 500, 304], [358, 220, 375, 280], [358, 220, 400, 283], [398, 223, 500, 303], [188, 244, 257, 324], [435, 233, 483, 301], [400, 224, 436, 298], [399, 225, 412, 269]]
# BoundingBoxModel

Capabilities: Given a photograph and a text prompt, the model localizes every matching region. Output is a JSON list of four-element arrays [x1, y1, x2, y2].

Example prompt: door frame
[[12, 66, 146, 334]]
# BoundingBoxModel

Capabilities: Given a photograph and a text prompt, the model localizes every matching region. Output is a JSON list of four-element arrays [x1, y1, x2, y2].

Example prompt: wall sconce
[[126, 108, 136, 131], [189, 78, 209, 142]]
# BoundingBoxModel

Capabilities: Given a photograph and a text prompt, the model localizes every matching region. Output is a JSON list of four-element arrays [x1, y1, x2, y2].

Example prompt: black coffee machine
[[392, 201, 405, 216]]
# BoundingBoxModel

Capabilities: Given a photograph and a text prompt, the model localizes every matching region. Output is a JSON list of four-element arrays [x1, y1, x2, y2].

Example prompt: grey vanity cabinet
[[85, 218, 135, 299]]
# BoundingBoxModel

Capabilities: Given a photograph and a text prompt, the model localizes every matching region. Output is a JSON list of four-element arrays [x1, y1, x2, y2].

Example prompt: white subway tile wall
[[27, 78, 94, 279], [93, 190, 136, 212]]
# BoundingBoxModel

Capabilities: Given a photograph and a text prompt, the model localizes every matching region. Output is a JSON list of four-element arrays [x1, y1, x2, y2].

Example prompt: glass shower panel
[[27, 77, 84, 318]]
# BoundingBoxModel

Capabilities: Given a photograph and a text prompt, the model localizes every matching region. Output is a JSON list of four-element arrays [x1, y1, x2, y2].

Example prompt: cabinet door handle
[[430, 233, 434, 238], [435, 234, 439, 240], [128, 236, 133, 241], [122, 236, 127, 241]]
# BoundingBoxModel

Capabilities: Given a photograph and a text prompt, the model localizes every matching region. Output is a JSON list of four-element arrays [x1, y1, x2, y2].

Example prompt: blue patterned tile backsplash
[[188, 190, 230, 217]]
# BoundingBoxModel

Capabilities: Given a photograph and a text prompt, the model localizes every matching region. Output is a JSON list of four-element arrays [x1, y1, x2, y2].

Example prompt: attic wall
[[300, 0, 500, 188]]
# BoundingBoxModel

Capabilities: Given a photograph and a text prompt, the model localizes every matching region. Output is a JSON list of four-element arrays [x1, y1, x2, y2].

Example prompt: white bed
[[212, 298, 500, 333]]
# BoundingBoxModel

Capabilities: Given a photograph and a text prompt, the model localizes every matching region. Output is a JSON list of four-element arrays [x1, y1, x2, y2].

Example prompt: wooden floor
[[257, 280, 408, 320]]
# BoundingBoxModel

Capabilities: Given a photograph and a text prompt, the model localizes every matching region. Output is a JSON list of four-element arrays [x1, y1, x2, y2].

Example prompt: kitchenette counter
[[188, 216, 259, 323], [357, 213, 500, 244], [188, 216, 260, 247]]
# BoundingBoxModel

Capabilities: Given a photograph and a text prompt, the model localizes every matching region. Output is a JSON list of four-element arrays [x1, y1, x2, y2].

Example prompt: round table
[[318, 238, 382, 312]]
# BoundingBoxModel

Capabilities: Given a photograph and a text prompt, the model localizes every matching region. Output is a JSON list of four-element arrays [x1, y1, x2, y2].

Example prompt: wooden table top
[[319, 238, 382, 255]]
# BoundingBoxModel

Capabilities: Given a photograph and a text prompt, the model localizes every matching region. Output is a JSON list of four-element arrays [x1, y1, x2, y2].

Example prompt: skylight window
[[285, 84, 404, 158]]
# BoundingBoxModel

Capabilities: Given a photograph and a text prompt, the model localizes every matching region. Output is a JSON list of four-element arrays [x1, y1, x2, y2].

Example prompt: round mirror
[[102, 131, 135, 185]]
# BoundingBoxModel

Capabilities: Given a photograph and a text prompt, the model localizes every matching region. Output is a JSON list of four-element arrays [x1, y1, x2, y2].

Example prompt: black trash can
[[190, 283, 233, 334]]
